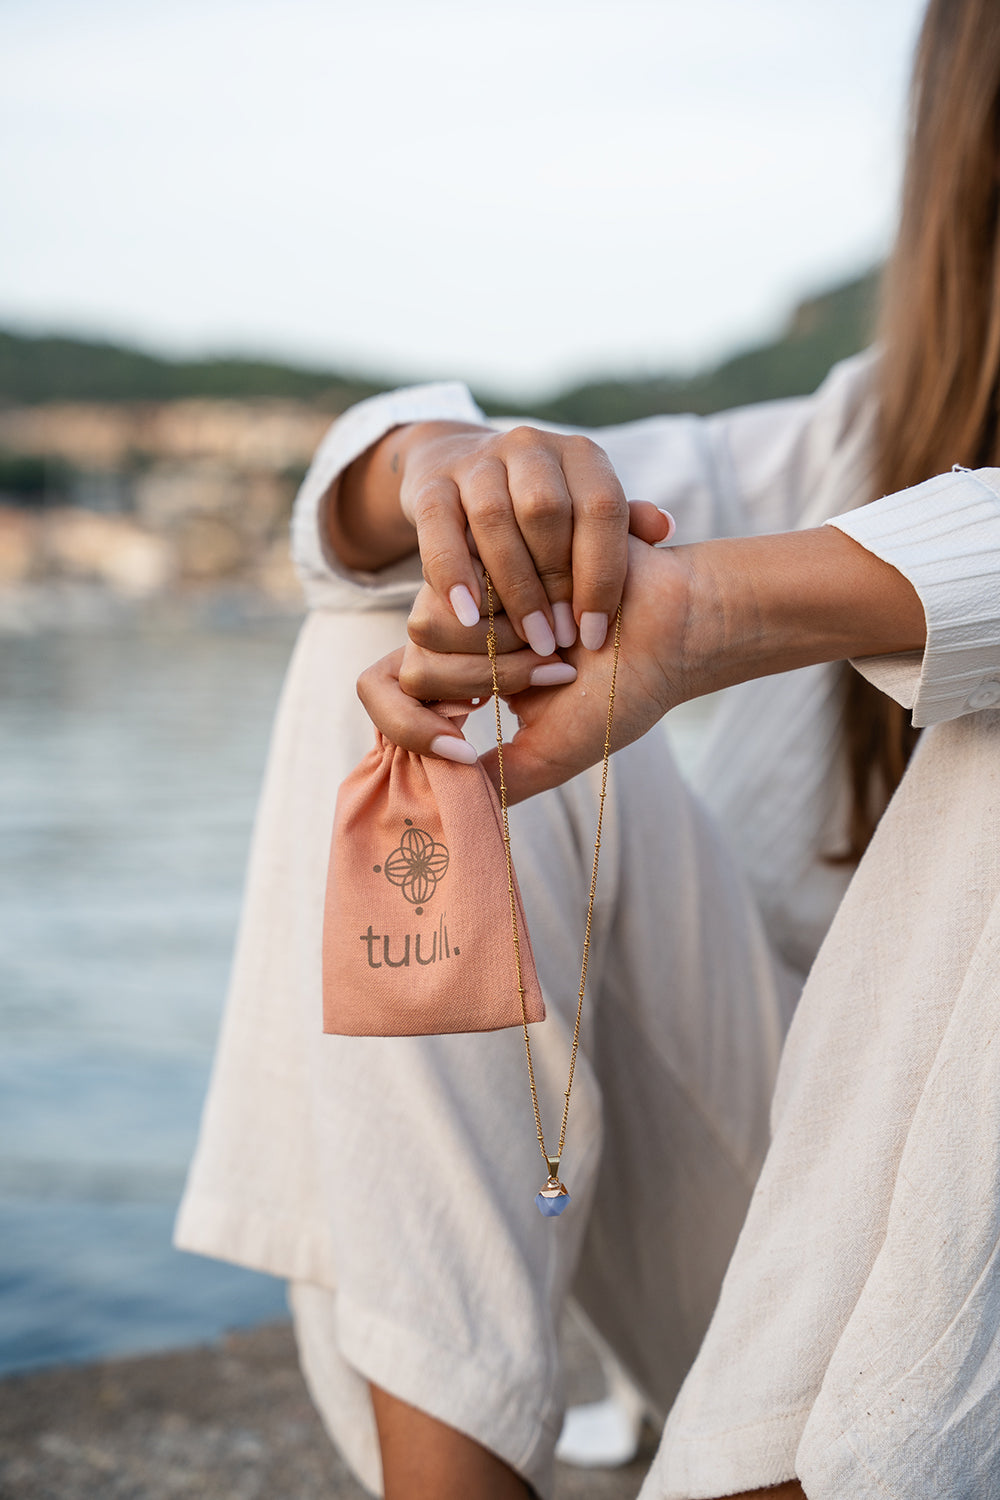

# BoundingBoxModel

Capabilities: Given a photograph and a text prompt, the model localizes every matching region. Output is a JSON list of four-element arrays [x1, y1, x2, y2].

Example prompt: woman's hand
[[331, 419, 674, 654], [356, 525, 927, 804], [399, 425, 663, 654], [358, 537, 691, 800]]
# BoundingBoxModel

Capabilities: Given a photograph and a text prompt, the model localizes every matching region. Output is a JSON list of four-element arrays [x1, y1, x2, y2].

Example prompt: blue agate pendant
[[535, 1159, 570, 1217]]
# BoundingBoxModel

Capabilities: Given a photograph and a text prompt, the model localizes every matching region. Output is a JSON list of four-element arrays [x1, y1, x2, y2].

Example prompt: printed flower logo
[[380, 820, 449, 910]]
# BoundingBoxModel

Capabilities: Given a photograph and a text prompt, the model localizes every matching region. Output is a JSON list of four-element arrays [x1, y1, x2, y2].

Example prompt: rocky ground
[[0, 1322, 657, 1500]]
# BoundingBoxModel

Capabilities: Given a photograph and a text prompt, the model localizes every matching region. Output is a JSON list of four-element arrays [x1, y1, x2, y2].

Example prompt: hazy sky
[[1, 0, 927, 396]]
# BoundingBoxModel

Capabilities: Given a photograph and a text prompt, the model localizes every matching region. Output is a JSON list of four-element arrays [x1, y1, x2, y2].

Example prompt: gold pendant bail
[[545, 1156, 561, 1180]]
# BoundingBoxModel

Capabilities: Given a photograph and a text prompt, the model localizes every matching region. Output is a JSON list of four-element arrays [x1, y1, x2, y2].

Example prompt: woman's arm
[[359, 524, 926, 802], [291, 361, 869, 633]]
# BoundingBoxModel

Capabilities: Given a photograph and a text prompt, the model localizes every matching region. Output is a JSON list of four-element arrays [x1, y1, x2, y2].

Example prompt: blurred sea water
[[0, 615, 713, 1379], [0, 620, 300, 1376]]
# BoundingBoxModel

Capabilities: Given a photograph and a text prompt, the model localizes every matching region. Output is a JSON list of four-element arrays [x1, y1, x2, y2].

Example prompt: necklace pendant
[[535, 1164, 570, 1218]]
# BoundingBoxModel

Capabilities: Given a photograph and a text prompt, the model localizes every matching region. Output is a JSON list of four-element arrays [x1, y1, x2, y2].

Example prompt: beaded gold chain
[[484, 573, 623, 1216]]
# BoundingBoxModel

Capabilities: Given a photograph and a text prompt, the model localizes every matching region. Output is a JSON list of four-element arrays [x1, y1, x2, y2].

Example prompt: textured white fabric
[[176, 351, 1000, 1499], [285, 723, 794, 1498], [643, 706, 1000, 1499], [176, 673, 793, 1499], [829, 466, 1000, 725]]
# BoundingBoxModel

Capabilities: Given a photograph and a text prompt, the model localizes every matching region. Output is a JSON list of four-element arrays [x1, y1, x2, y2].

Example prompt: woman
[[176, 1, 1000, 1496]]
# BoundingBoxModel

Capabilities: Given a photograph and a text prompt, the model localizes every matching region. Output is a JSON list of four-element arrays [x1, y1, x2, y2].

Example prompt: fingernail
[[430, 734, 479, 764], [521, 610, 556, 657], [449, 584, 480, 628], [580, 611, 608, 651], [552, 600, 577, 648], [657, 508, 677, 541], [530, 662, 577, 687]]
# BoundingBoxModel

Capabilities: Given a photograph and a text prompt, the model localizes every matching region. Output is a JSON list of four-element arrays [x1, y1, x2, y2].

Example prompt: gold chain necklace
[[485, 574, 622, 1216]]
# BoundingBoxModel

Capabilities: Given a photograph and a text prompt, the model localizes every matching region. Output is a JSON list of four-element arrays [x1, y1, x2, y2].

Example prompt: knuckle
[[517, 485, 566, 527], [356, 666, 376, 706], [498, 663, 525, 694], [584, 560, 621, 597], [506, 584, 542, 618], [418, 542, 458, 582], [406, 614, 430, 649], [582, 486, 628, 526], [407, 584, 435, 632], [465, 453, 506, 486], [501, 424, 544, 451], [409, 478, 451, 521], [396, 660, 424, 698], [407, 609, 437, 650], [467, 491, 510, 531], [563, 432, 605, 463], [537, 559, 572, 587]]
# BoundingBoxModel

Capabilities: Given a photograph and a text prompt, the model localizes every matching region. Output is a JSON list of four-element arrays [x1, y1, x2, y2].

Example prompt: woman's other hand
[[357, 537, 689, 798], [356, 525, 927, 803], [331, 419, 674, 653]]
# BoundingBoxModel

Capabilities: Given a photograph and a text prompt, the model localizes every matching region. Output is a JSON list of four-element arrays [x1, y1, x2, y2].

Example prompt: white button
[[966, 680, 1000, 709]]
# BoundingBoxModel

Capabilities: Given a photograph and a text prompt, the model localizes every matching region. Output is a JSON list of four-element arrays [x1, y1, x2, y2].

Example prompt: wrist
[[331, 419, 486, 571], [676, 527, 927, 699]]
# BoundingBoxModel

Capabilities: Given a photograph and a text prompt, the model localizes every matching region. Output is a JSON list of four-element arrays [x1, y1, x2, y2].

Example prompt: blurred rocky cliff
[[0, 399, 331, 627], [0, 269, 877, 630]]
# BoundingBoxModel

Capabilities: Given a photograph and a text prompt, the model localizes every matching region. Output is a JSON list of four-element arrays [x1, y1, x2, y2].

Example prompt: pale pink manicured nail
[[657, 508, 677, 541], [530, 662, 577, 687], [521, 610, 556, 657], [552, 600, 577, 648], [449, 584, 480, 628], [580, 611, 608, 651], [430, 735, 478, 764]]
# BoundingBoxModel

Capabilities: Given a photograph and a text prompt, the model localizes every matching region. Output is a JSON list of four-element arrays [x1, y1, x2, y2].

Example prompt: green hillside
[[530, 270, 880, 426], [0, 268, 880, 422], [0, 331, 383, 409]]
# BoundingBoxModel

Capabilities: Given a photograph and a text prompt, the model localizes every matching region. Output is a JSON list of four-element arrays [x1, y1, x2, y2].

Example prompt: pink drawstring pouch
[[323, 704, 545, 1035]]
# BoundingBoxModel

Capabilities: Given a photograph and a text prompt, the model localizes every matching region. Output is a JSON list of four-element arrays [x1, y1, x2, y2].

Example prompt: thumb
[[627, 501, 675, 546]]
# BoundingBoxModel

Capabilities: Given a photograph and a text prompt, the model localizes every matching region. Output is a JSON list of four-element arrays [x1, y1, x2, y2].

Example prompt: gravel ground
[[0, 1322, 657, 1500]]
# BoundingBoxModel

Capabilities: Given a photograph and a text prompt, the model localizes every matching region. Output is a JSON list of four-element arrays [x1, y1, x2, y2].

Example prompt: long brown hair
[[842, 0, 1000, 859]]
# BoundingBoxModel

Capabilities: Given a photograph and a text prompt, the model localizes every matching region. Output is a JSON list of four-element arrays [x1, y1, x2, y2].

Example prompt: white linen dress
[[174, 350, 1000, 1500]]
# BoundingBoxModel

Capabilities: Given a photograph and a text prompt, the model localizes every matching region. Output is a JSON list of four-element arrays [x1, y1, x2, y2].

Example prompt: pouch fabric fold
[[323, 704, 545, 1035]]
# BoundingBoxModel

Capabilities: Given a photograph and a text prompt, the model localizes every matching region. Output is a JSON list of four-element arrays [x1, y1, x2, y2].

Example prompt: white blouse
[[288, 350, 1000, 975], [175, 354, 1000, 1500]]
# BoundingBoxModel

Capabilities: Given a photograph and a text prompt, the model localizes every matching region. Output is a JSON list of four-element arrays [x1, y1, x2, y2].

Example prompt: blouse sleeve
[[290, 353, 879, 613], [826, 467, 1000, 726]]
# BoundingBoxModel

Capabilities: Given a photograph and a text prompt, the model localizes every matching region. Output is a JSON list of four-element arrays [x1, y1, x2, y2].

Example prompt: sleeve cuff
[[826, 467, 1000, 726], [290, 381, 486, 612]]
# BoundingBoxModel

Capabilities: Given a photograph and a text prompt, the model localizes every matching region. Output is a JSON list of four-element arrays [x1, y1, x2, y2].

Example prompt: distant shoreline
[[0, 577, 304, 636]]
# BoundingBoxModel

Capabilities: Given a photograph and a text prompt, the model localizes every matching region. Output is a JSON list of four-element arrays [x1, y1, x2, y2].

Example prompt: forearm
[[355, 525, 927, 800], [327, 420, 489, 571], [678, 525, 927, 699]]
